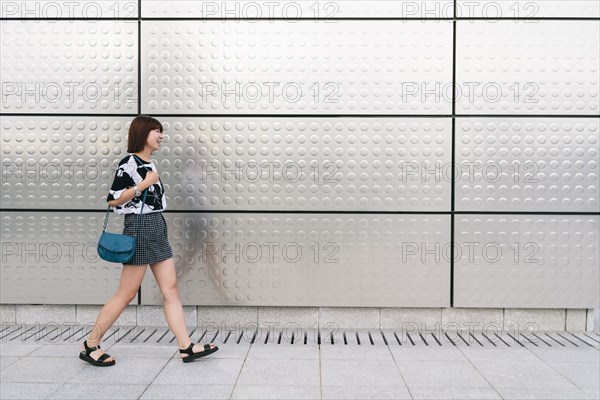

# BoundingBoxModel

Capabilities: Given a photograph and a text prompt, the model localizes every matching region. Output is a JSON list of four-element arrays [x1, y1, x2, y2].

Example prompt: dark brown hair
[[127, 115, 163, 153]]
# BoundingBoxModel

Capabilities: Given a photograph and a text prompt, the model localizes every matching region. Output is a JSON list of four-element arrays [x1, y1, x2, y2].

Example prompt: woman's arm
[[107, 170, 159, 207], [107, 182, 151, 207]]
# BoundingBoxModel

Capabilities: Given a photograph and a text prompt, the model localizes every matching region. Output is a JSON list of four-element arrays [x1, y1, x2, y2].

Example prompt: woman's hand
[[143, 171, 160, 188]]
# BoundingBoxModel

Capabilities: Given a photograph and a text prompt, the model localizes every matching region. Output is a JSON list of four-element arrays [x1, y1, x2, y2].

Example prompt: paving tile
[[457, 346, 541, 363], [0, 356, 21, 370], [389, 346, 467, 362], [494, 387, 594, 400], [0, 382, 62, 400], [0, 343, 44, 357], [396, 360, 492, 388], [153, 357, 244, 385], [471, 359, 579, 389], [29, 343, 90, 358], [526, 347, 600, 364], [231, 384, 321, 400], [104, 343, 178, 358], [237, 358, 320, 386], [72, 356, 169, 385], [409, 386, 502, 400], [321, 359, 407, 387], [0, 356, 85, 383], [139, 383, 234, 400], [582, 387, 600, 399], [321, 384, 412, 400], [47, 383, 148, 399], [546, 361, 600, 392]]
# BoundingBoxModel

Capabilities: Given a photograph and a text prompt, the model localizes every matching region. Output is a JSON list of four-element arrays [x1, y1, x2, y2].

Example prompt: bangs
[[147, 117, 163, 133]]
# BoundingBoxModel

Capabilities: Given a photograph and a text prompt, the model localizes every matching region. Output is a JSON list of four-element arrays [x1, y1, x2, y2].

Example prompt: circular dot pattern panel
[[456, 21, 599, 115], [0, 212, 125, 304], [456, 118, 599, 212], [141, 213, 451, 307], [0, 21, 138, 113], [1, 117, 452, 211], [1, 117, 132, 208], [142, 0, 454, 18], [454, 215, 600, 308], [141, 20, 453, 114]]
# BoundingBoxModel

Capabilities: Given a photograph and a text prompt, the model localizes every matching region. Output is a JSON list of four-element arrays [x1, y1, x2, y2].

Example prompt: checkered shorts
[[122, 212, 173, 266]]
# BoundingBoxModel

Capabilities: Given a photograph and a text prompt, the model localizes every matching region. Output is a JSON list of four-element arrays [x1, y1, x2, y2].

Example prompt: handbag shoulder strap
[[102, 190, 148, 233]]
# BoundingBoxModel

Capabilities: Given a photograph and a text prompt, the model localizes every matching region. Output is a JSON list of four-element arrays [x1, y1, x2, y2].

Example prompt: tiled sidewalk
[[1, 325, 599, 400]]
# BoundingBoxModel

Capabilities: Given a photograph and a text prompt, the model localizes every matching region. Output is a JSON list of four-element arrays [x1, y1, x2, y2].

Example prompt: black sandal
[[79, 339, 116, 367], [179, 342, 219, 363]]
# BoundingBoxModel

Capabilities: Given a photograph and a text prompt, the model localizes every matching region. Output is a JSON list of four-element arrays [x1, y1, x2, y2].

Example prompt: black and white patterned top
[[107, 154, 167, 215]]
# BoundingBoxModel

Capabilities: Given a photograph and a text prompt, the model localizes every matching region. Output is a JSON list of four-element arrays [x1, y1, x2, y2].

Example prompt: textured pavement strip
[[0, 325, 598, 400]]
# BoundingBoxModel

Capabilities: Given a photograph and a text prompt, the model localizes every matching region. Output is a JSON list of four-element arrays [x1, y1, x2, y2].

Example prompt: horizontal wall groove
[[1, 209, 599, 215], [1, 113, 599, 118], [1, 17, 599, 21]]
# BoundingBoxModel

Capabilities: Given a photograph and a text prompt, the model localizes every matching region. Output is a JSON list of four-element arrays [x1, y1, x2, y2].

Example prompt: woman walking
[[79, 115, 218, 366]]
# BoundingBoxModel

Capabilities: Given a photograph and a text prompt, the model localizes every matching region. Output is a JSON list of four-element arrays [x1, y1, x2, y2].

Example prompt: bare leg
[[84, 264, 148, 362], [150, 258, 216, 357]]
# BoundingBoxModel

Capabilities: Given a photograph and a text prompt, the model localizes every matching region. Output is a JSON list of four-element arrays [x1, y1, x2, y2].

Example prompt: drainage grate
[[1, 324, 599, 351]]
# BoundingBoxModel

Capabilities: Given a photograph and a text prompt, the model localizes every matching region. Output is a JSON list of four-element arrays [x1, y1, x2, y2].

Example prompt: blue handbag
[[97, 188, 148, 263]]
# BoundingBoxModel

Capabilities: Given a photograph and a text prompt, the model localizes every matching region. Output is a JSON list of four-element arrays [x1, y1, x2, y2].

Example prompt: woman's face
[[145, 128, 164, 152]]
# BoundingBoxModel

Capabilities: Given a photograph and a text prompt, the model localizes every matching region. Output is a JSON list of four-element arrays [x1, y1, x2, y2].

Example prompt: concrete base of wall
[[0, 304, 597, 332]]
